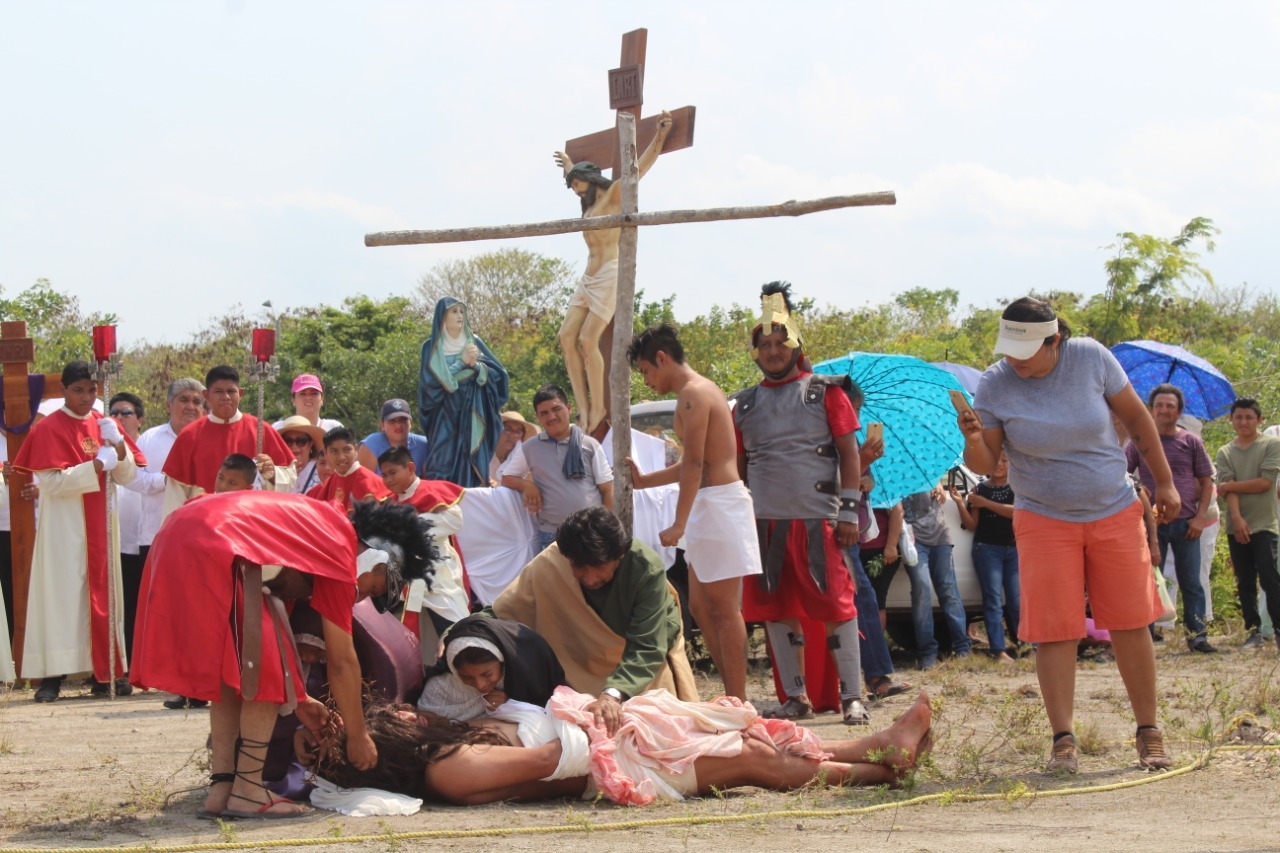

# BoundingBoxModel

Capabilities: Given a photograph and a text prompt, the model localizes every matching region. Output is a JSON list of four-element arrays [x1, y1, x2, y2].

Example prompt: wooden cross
[[366, 29, 896, 532], [563, 28, 697, 178], [0, 321, 65, 674]]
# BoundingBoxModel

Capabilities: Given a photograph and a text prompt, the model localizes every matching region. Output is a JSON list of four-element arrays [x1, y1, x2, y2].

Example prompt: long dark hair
[[317, 703, 509, 798]]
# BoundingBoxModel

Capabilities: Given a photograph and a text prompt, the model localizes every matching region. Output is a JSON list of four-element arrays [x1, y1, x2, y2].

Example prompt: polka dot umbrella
[[1109, 340, 1235, 421], [813, 352, 970, 508]]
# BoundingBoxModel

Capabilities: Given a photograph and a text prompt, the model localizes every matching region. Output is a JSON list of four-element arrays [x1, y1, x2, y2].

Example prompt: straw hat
[[276, 415, 328, 450], [500, 411, 538, 441]]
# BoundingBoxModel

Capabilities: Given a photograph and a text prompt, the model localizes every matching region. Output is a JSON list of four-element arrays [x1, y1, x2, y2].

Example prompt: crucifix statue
[[554, 29, 696, 437]]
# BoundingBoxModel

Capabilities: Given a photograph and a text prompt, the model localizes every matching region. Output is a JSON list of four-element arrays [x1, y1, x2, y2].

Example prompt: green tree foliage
[[272, 296, 431, 437], [0, 279, 115, 374], [1083, 217, 1219, 346]]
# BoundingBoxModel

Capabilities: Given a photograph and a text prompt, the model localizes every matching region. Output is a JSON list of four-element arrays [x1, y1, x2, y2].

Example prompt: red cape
[[131, 491, 358, 701], [397, 478, 464, 514], [162, 414, 292, 493], [13, 410, 135, 681], [306, 466, 392, 509]]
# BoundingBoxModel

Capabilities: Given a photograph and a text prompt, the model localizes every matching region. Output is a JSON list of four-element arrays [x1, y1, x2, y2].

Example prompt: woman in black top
[[951, 454, 1020, 661]]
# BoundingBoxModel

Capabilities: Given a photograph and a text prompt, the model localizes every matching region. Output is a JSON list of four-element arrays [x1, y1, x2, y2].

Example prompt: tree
[[0, 279, 115, 373], [415, 248, 576, 331], [1085, 217, 1219, 346]]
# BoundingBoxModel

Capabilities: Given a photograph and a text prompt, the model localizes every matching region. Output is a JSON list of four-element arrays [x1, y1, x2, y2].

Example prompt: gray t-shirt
[[974, 337, 1135, 523], [902, 491, 951, 547]]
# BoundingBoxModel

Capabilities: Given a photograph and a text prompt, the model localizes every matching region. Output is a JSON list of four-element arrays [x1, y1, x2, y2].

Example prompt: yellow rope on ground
[[3, 743, 1275, 853]]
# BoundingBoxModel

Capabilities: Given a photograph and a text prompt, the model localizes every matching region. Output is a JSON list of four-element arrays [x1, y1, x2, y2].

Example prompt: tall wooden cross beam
[[1, 321, 65, 674]]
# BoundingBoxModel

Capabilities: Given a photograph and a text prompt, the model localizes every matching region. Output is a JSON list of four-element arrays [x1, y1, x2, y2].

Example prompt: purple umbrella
[[932, 361, 982, 394]]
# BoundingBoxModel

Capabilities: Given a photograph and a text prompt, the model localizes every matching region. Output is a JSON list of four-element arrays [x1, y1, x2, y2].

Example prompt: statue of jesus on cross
[[553, 108, 672, 436]]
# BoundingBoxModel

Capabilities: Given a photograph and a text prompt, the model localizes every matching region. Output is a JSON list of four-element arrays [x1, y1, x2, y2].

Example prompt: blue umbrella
[[1109, 340, 1236, 420], [932, 361, 983, 394], [813, 352, 969, 508]]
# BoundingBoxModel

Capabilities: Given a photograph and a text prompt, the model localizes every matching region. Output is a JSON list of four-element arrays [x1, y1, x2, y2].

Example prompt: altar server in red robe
[[306, 427, 392, 510], [13, 361, 139, 703], [161, 365, 294, 514]]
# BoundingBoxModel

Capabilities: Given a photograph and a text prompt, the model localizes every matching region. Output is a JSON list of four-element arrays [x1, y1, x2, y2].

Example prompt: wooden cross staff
[[366, 124, 895, 531], [1, 321, 65, 673]]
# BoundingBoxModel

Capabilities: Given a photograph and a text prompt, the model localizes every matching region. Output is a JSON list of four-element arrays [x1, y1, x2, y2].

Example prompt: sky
[[2, 1, 1278, 347]]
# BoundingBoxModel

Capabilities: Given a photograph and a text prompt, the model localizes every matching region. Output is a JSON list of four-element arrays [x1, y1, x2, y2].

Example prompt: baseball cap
[[380, 399, 412, 421], [992, 318, 1060, 361], [291, 374, 323, 394]]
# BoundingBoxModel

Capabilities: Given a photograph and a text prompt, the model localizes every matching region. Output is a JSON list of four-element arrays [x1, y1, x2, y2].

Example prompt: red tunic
[[13, 411, 117, 680], [306, 465, 393, 509], [131, 491, 357, 702], [162, 414, 292, 493], [395, 478, 463, 514]]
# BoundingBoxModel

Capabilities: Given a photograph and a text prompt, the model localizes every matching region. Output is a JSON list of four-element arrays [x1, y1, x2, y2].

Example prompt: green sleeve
[[1262, 439, 1280, 481], [1214, 446, 1234, 486], [600, 544, 678, 698]]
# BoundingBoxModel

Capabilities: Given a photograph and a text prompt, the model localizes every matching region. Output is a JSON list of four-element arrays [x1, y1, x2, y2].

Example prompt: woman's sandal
[[195, 773, 235, 821], [220, 737, 315, 820]]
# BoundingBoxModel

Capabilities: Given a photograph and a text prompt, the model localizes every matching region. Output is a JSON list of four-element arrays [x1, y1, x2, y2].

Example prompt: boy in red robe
[[12, 361, 138, 702], [307, 427, 392, 510], [132, 494, 439, 818], [379, 445, 469, 658], [162, 365, 294, 514]]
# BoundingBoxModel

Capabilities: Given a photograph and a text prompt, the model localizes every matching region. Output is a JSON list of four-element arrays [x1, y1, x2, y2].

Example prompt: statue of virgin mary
[[418, 297, 510, 487]]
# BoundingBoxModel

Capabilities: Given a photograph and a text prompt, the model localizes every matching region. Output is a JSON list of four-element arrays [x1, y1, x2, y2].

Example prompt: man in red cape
[[132, 492, 437, 819], [13, 361, 141, 702], [162, 365, 294, 513]]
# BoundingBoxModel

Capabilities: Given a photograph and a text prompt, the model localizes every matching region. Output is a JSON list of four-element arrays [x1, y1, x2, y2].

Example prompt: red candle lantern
[[92, 325, 117, 363], [251, 328, 276, 363]]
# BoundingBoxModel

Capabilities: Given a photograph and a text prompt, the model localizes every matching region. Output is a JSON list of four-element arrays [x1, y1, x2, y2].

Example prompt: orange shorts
[[1013, 501, 1163, 643]]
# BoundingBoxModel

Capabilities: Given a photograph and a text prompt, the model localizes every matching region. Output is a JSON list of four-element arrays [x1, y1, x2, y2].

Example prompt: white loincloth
[[489, 700, 591, 781], [680, 481, 764, 583], [568, 259, 620, 322]]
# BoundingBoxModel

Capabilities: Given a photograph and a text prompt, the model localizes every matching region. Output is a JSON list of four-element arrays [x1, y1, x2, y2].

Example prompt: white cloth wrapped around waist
[[489, 699, 590, 781]]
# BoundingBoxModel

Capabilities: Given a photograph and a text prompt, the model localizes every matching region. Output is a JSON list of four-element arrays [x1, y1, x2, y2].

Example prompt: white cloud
[[906, 163, 1178, 232]]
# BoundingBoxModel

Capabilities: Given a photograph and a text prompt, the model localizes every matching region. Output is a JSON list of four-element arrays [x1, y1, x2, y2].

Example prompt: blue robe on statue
[[418, 296, 510, 487]]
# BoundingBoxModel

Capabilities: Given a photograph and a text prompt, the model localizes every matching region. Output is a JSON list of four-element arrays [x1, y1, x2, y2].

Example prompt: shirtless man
[[625, 323, 761, 701], [553, 109, 674, 435]]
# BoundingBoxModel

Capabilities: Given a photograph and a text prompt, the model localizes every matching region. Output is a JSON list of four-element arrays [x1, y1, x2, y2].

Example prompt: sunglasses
[[284, 435, 313, 446], [109, 409, 136, 418]]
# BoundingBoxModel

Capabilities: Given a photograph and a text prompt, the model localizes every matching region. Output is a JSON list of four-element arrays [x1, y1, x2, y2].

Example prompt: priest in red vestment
[[305, 427, 392, 509], [12, 361, 139, 703], [161, 365, 294, 515], [132, 493, 439, 819]]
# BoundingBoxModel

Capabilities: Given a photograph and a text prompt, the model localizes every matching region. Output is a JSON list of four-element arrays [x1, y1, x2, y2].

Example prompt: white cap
[[992, 318, 1059, 360]]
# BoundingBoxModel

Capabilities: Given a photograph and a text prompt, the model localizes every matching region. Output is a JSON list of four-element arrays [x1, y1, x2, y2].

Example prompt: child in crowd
[[215, 453, 259, 493], [307, 427, 392, 510], [379, 446, 471, 664]]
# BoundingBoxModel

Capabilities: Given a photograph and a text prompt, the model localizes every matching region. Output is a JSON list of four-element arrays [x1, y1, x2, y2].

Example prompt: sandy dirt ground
[[1, 638, 1278, 853]]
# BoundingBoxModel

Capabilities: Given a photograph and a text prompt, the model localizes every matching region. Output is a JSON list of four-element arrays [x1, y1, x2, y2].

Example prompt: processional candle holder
[[247, 328, 281, 454]]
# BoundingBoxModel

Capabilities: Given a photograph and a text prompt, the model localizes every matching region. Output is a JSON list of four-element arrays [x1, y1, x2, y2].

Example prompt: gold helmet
[[750, 282, 803, 359]]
